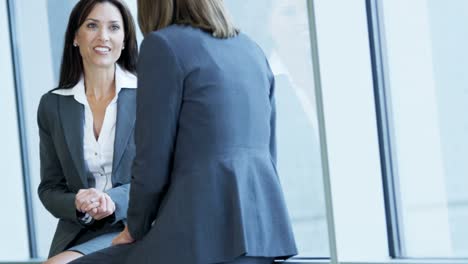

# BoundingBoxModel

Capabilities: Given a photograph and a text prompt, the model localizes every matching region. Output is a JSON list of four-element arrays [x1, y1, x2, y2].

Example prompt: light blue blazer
[[126, 25, 297, 264], [37, 87, 136, 257]]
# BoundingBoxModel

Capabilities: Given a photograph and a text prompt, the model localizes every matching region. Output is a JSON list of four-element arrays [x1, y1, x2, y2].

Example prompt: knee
[[43, 251, 84, 264]]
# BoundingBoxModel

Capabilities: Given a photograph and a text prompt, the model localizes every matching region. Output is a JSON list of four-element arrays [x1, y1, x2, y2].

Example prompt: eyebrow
[[85, 18, 122, 23]]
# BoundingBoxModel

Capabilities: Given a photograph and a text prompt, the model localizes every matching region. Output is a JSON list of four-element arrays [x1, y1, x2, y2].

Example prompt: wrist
[[76, 211, 94, 226]]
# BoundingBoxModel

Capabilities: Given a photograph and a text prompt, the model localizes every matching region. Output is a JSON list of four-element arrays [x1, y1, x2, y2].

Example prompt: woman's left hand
[[112, 226, 135, 245]]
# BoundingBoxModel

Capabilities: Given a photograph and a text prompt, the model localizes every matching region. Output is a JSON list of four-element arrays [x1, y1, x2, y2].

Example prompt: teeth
[[94, 47, 110, 52]]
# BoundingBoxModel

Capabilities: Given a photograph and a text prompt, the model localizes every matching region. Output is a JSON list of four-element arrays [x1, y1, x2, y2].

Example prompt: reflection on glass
[[226, 0, 329, 257], [381, 0, 468, 257]]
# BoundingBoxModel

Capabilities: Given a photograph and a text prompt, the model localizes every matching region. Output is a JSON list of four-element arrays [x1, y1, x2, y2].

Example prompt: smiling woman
[[35, 0, 139, 263], [58, 0, 137, 89], [74, 7, 126, 69]]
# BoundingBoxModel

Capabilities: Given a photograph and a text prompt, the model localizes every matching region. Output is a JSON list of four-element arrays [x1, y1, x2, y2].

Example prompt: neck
[[83, 64, 116, 100]]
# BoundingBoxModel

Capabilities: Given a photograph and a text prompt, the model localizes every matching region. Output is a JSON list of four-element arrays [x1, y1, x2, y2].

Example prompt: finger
[[80, 193, 101, 212], [93, 201, 111, 221], [79, 200, 88, 212], [77, 198, 88, 210], [77, 189, 87, 196], [93, 213, 105, 221], [105, 195, 115, 214], [93, 214, 102, 220], [83, 201, 100, 212], [87, 210, 96, 219], [106, 194, 115, 214], [99, 195, 107, 214], [84, 202, 100, 213], [77, 190, 100, 203], [75, 191, 90, 211], [90, 206, 105, 218], [76, 189, 91, 200], [80, 200, 91, 212], [78, 193, 94, 211]]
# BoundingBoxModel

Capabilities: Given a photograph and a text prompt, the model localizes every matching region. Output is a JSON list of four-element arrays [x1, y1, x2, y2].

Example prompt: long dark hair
[[137, 0, 238, 38], [58, 0, 138, 89]]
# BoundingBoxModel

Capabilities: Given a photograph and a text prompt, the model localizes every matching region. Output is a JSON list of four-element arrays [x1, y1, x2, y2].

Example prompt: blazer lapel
[[58, 96, 89, 187], [112, 89, 136, 175]]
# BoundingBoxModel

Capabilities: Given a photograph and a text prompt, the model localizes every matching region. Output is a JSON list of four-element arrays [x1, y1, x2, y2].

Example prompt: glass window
[[378, 0, 468, 257], [0, 0, 29, 260], [226, 1, 329, 257]]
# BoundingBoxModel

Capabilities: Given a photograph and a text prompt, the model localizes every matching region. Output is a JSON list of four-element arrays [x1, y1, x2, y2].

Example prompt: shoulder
[[140, 31, 174, 58], [141, 26, 182, 54], [37, 91, 60, 125], [235, 32, 272, 74], [38, 91, 59, 112], [119, 88, 137, 102], [142, 25, 204, 52], [152, 24, 200, 40], [235, 32, 268, 59], [139, 26, 188, 73]]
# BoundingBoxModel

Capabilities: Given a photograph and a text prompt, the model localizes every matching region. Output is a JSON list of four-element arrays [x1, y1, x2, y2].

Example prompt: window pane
[[226, 1, 329, 257], [0, 0, 29, 260], [380, 0, 468, 257]]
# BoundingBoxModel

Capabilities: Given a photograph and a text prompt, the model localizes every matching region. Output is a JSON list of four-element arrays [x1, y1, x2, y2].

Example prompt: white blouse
[[53, 65, 137, 191]]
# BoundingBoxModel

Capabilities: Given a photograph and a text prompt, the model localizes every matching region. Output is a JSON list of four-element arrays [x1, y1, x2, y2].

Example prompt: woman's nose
[[98, 28, 110, 42]]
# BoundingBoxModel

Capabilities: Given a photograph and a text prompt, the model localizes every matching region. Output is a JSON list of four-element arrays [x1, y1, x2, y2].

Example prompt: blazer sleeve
[[127, 32, 184, 240], [37, 94, 79, 224], [106, 183, 129, 224]]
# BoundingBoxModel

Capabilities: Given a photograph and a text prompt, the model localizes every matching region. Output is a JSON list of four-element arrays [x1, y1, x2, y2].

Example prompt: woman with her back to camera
[[73, 0, 297, 263], [37, 0, 138, 263]]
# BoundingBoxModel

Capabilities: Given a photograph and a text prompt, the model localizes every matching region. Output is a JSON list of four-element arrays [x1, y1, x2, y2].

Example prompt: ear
[[73, 33, 80, 47]]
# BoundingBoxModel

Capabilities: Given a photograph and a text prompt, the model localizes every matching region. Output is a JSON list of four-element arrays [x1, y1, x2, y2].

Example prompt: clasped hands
[[75, 188, 135, 246], [75, 188, 115, 220]]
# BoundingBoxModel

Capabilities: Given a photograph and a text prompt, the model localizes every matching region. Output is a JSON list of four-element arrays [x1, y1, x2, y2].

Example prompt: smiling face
[[74, 2, 125, 71]]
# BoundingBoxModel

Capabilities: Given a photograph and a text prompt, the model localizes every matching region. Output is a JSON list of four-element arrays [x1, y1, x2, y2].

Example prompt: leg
[[44, 251, 83, 264], [69, 244, 134, 264]]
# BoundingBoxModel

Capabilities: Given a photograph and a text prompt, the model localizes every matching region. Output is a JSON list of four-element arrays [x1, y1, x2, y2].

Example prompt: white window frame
[[299, 1, 468, 264]]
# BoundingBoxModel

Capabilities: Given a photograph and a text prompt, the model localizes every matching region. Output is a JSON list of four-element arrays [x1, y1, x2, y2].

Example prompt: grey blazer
[[37, 88, 136, 257], [126, 25, 297, 264]]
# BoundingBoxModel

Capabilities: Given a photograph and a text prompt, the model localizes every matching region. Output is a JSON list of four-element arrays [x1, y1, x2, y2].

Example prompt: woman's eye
[[111, 25, 120, 31], [86, 23, 97, 29]]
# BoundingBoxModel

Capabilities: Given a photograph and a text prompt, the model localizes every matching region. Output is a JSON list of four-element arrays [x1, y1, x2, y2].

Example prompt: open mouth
[[93, 46, 111, 54]]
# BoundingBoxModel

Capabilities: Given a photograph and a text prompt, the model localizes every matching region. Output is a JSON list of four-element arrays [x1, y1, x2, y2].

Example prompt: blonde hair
[[137, 0, 239, 38]]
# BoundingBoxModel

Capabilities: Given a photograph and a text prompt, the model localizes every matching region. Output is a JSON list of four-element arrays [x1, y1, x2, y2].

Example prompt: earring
[[73, 42, 78, 47]]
